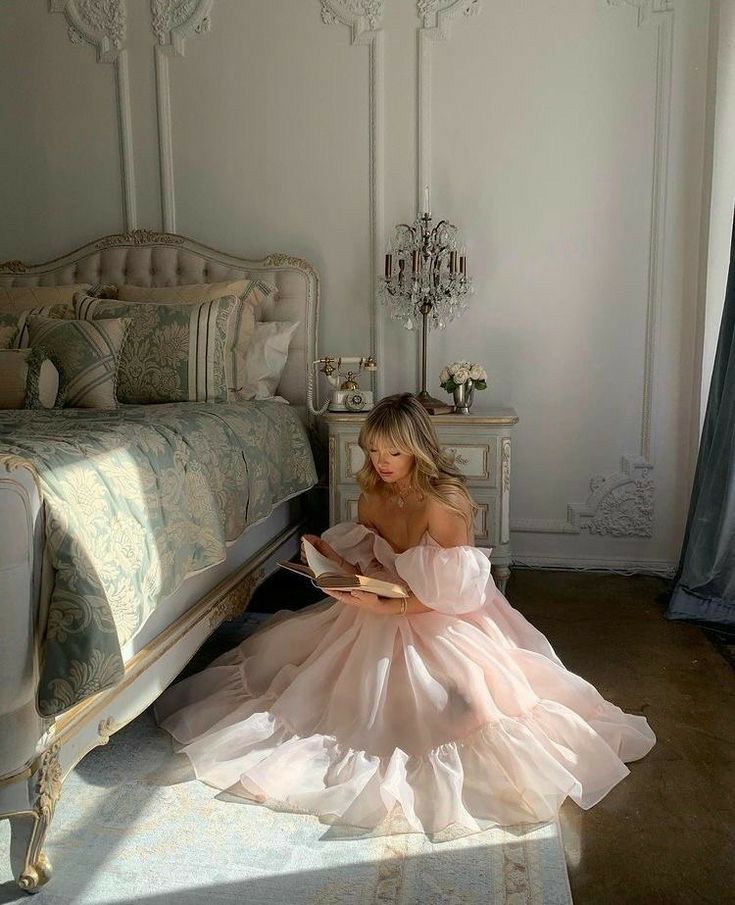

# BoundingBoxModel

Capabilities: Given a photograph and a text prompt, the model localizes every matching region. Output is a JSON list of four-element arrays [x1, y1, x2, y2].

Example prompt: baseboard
[[511, 555, 677, 578]]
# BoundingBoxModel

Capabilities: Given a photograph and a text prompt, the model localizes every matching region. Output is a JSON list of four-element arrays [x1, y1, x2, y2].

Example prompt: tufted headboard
[[0, 229, 319, 427]]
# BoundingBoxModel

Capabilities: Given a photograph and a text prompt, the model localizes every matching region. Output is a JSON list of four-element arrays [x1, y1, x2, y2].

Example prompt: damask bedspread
[[0, 401, 317, 717]]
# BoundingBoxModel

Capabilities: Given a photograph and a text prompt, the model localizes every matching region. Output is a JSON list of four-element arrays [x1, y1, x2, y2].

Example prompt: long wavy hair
[[356, 393, 477, 528]]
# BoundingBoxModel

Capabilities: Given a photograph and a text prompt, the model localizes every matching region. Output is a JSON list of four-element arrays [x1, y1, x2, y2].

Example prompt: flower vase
[[452, 378, 474, 414]]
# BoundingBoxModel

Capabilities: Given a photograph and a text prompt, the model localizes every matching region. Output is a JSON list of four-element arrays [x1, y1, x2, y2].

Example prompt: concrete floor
[[507, 569, 735, 905]]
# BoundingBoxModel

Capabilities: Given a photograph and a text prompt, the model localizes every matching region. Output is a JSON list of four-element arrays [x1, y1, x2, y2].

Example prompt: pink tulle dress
[[154, 521, 656, 839]]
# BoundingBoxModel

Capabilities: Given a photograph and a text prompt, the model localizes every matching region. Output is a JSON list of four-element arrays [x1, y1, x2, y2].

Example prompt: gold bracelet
[[399, 597, 407, 615]]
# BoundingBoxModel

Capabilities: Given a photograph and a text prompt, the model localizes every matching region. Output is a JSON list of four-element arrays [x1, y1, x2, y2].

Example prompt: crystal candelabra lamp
[[379, 189, 473, 413]]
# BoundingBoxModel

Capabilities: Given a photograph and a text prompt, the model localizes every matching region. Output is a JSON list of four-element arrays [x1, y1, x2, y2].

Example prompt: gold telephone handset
[[307, 356, 377, 415]]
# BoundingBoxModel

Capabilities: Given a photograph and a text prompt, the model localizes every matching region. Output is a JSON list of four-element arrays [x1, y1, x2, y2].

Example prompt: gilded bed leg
[[9, 743, 62, 893]]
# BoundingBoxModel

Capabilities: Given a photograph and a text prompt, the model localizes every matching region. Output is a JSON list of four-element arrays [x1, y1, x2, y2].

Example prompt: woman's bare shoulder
[[357, 490, 380, 528], [427, 490, 473, 546]]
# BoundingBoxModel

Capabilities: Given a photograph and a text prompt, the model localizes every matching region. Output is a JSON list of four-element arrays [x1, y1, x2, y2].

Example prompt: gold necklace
[[391, 482, 422, 508]]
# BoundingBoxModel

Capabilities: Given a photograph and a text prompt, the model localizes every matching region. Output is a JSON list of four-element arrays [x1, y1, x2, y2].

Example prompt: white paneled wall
[[0, 0, 714, 574]]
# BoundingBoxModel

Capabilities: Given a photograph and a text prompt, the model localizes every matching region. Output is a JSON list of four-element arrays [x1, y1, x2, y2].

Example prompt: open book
[[279, 538, 409, 598]]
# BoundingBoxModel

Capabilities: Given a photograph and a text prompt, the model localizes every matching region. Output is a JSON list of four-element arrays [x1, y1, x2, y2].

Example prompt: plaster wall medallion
[[48, 0, 136, 230]]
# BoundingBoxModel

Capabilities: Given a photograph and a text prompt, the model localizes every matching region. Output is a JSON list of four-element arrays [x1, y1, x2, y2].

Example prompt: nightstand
[[322, 407, 519, 593]]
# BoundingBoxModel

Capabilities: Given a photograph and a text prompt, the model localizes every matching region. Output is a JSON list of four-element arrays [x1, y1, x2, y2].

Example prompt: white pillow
[[237, 320, 299, 400]]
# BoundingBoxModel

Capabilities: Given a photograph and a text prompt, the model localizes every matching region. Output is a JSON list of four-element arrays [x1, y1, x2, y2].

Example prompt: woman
[[155, 393, 655, 839]]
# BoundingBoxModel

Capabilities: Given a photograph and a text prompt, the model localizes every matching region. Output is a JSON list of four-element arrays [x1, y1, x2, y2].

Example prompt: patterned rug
[[0, 613, 572, 905]]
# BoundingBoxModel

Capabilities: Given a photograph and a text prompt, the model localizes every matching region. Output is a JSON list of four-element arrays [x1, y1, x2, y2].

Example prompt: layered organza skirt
[[155, 522, 655, 840]]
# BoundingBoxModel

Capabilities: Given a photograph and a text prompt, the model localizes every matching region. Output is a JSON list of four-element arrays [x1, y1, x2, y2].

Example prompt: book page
[[302, 538, 349, 579]]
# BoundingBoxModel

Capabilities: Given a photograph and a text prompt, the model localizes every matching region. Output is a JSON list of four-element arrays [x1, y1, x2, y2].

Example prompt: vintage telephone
[[307, 355, 377, 415]]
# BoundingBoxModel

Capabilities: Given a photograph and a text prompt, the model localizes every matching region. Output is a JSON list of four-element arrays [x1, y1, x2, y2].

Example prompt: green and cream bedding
[[0, 400, 317, 717]]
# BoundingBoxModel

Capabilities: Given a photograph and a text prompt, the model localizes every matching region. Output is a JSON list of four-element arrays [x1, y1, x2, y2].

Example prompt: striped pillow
[[27, 315, 130, 409], [75, 293, 242, 404]]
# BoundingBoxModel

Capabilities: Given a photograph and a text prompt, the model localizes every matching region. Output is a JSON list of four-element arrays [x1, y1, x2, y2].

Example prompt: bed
[[0, 230, 320, 891]]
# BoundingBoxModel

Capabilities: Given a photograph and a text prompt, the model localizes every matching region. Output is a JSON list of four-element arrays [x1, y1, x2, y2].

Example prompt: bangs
[[360, 420, 412, 454]]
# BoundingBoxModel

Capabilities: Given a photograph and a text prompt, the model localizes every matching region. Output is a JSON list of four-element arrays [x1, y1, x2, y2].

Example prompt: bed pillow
[[75, 293, 242, 404], [27, 315, 129, 409], [113, 282, 274, 398], [0, 304, 73, 349], [236, 320, 300, 400], [0, 284, 90, 309], [0, 348, 60, 409], [115, 279, 274, 308], [0, 312, 20, 349]]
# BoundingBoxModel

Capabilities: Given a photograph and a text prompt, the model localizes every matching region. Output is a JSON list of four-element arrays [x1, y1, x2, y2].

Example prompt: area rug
[[0, 613, 573, 905]]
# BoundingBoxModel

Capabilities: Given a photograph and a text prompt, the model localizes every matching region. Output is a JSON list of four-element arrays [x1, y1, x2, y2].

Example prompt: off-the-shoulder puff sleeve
[[321, 521, 380, 575], [393, 545, 492, 615]]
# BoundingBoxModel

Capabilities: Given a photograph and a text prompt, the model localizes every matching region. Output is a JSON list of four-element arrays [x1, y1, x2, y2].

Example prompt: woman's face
[[367, 439, 415, 485]]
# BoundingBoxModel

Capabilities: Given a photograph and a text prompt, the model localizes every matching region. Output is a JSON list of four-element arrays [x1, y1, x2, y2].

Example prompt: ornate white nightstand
[[322, 407, 519, 593]]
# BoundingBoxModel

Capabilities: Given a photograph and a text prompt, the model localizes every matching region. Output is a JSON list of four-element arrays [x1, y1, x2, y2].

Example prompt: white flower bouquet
[[439, 361, 488, 393]]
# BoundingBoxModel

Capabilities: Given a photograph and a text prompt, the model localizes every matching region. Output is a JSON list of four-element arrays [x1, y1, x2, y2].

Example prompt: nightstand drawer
[[332, 432, 363, 483], [334, 431, 499, 488], [333, 485, 502, 547], [440, 435, 498, 487]]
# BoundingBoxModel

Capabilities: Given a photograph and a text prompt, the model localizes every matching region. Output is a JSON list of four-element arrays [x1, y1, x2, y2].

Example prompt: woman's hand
[[330, 589, 392, 614], [300, 534, 343, 566]]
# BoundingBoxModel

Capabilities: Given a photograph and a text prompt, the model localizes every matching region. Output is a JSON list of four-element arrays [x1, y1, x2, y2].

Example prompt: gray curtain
[[666, 209, 735, 626]]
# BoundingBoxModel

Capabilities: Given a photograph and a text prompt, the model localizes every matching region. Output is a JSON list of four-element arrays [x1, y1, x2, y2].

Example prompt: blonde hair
[[356, 393, 477, 528]]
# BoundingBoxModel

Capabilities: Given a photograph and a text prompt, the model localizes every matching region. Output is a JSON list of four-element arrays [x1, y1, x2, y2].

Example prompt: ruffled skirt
[[154, 590, 655, 839]]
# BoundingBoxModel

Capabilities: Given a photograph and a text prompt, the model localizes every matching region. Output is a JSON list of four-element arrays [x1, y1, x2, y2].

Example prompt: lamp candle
[[423, 185, 431, 216]]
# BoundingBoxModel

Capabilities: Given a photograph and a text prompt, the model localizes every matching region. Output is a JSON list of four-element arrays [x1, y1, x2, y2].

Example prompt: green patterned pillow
[[0, 304, 72, 349], [27, 315, 130, 409], [75, 293, 242, 404], [0, 311, 20, 349]]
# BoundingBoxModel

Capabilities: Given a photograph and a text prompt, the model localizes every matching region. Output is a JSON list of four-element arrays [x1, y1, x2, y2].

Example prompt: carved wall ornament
[[418, 0, 481, 29], [321, 0, 384, 34], [151, 0, 213, 52], [49, 0, 126, 62], [569, 456, 655, 537]]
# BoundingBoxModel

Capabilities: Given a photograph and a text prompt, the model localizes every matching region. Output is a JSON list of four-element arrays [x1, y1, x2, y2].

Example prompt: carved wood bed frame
[[0, 230, 320, 892]]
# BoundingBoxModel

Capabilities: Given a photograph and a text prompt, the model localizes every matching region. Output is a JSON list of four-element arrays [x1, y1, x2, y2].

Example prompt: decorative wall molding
[[607, 0, 674, 29], [512, 554, 676, 578], [515, 0, 675, 537], [321, 1, 385, 399], [151, 0, 215, 232], [49, 0, 137, 231], [416, 1, 481, 212], [415, 0, 479, 411]]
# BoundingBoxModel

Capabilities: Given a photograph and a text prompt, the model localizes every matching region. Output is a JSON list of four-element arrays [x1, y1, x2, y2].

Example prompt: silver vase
[[452, 378, 474, 414]]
